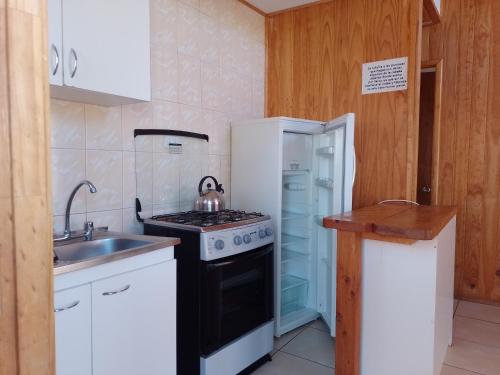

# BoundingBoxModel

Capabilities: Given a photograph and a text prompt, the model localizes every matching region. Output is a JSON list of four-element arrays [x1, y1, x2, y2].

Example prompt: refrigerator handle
[[352, 146, 356, 189]]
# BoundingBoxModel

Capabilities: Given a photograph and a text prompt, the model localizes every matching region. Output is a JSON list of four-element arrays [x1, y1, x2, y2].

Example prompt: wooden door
[[417, 70, 436, 205], [0, 1, 54, 374], [416, 60, 443, 206], [62, 0, 151, 100], [92, 261, 176, 375]]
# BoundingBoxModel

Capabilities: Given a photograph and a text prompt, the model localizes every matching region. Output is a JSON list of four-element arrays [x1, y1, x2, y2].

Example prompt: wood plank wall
[[422, 0, 500, 303], [267, 0, 423, 207], [0, 0, 55, 373]]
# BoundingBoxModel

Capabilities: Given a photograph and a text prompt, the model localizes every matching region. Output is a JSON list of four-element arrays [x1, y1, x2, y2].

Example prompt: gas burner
[[150, 209, 267, 230]]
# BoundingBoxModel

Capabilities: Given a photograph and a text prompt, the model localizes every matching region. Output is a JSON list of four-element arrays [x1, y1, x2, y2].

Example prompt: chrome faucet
[[54, 180, 97, 242]]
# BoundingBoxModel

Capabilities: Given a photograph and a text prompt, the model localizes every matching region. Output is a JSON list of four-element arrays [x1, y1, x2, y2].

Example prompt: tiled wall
[[51, 0, 265, 235]]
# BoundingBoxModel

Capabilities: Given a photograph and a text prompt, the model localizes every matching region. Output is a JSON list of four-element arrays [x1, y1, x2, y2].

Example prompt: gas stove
[[145, 209, 270, 232], [143, 209, 275, 375]]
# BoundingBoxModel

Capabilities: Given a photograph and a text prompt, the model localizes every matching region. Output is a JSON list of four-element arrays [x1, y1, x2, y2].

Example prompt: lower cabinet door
[[54, 284, 92, 375], [92, 260, 176, 375]]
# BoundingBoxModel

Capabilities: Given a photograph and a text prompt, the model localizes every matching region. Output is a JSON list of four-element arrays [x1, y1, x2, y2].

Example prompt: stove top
[[146, 210, 270, 232]]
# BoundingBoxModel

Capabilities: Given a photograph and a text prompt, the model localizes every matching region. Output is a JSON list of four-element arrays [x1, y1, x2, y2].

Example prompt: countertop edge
[[323, 204, 457, 241], [53, 232, 181, 276]]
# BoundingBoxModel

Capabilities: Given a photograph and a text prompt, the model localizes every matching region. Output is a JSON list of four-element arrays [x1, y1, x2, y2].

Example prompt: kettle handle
[[198, 176, 224, 195]]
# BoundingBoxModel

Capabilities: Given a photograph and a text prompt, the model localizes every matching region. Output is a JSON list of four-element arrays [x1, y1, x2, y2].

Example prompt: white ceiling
[[245, 0, 318, 14]]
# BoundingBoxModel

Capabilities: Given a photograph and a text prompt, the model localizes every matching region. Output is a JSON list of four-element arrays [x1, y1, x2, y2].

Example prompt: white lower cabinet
[[54, 284, 92, 375], [92, 261, 176, 375], [54, 250, 176, 375]]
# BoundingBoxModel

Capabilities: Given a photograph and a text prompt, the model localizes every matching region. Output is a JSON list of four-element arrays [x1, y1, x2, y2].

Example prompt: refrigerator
[[231, 114, 355, 337]]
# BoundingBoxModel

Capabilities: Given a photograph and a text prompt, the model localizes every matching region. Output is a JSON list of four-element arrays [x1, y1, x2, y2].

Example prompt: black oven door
[[200, 244, 274, 356]]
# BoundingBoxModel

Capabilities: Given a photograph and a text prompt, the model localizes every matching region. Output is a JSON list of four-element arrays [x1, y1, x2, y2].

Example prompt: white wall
[[51, 0, 265, 234]]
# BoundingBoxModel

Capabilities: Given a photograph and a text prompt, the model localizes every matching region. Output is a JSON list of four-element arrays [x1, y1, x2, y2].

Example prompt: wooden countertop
[[323, 203, 456, 241]]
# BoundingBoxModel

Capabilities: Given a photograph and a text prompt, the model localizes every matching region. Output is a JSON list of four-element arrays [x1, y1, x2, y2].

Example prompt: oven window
[[200, 245, 273, 356]]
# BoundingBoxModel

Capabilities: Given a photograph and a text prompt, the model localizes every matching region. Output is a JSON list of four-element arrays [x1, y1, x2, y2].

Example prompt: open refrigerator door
[[314, 113, 355, 336]]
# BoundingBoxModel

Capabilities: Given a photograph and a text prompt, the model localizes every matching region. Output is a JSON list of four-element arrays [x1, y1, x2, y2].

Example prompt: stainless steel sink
[[55, 238, 154, 262]]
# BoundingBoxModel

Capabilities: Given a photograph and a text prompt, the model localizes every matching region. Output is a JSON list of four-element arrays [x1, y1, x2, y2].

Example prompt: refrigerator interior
[[280, 133, 317, 331], [279, 126, 346, 335]]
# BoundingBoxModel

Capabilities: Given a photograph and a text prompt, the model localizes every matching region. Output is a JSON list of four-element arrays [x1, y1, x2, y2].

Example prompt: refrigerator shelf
[[281, 300, 307, 317], [281, 275, 309, 317], [316, 177, 334, 189], [282, 210, 310, 221], [282, 249, 310, 263], [283, 170, 309, 176], [283, 182, 306, 191], [316, 146, 335, 156], [282, 231, 310, 240], [281, 274, 308, 291]]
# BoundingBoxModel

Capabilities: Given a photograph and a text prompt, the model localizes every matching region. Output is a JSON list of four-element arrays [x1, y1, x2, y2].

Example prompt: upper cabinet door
[[62, 0, 151, 101], [48, 0, 63, 86]]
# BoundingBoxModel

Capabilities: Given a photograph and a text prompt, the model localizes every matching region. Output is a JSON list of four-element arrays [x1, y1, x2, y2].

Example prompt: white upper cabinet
[[48, 0, 63, 86], [48, 0, 151, 105]]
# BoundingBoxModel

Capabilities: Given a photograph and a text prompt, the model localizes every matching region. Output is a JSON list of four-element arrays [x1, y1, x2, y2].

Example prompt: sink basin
[[55, 238, 153, 262]]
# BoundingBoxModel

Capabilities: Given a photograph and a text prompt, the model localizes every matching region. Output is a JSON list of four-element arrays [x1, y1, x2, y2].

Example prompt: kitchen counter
[[54, 231, 180, 275], [323, 203, 456, 375], [323, 203, 456, 240]]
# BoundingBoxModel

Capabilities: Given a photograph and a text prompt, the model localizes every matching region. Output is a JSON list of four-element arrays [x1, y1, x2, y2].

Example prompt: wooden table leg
[[336, 231, 362, 375]]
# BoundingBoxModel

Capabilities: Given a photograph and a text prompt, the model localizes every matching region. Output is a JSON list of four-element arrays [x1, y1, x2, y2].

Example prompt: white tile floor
[[252, 300, 500, 375]]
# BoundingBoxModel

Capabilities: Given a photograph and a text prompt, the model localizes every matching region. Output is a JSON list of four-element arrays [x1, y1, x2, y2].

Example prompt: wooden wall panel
[[0, 0, 55, 373], [422, 0, 500, 303], [267, 0, 422, 208]]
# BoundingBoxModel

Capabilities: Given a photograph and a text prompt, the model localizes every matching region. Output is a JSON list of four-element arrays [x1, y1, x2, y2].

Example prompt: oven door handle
[[206, 246, 273, 270]]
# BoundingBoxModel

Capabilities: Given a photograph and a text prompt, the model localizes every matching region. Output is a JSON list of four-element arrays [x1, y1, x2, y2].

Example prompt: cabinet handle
[[51, 44, 59, 76], [54, 300, 80, 313], [70, 48, 78, 78], [102, 284, 130, 296]]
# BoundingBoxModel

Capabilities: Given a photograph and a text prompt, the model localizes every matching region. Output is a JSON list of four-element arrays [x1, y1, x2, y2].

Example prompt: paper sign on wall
[[362, 57, 408, 95]]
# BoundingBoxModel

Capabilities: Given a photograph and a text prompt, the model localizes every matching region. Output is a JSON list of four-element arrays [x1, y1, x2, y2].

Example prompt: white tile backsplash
[[151, 46, 179, 102], [52, 148, 86, 216], [87, 210, 123, 232], [50, 0, 265, 234], [153, 153, 181, 206], [150, 0, 177, 50], [85, 105, 122, 150], [86, 150, 123, 212], [122, 102, 154, 151], [178, 53, 202, 106], [177, 2, 201, 58], [51, 100, 85, 149]]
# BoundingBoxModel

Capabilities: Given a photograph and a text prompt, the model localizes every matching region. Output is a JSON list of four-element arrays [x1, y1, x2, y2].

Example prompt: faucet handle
[[84, 221, 94, 231]]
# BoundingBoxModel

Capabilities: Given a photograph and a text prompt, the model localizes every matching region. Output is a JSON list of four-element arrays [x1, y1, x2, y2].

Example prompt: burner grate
[[151, 210, 265, 228]]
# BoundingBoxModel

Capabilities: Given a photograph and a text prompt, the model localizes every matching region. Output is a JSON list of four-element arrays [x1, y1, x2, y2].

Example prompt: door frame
[[0, 1, 55, 374], [420, 59, 443, 205]]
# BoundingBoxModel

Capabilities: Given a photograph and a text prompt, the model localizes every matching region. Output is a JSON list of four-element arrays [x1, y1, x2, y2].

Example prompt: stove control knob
[[259, 229, 266, 239], [214, 240, 225, 250], [243, 234, 252, 244], [265, 227, 273, 237], [233, 235, 242, 246]]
